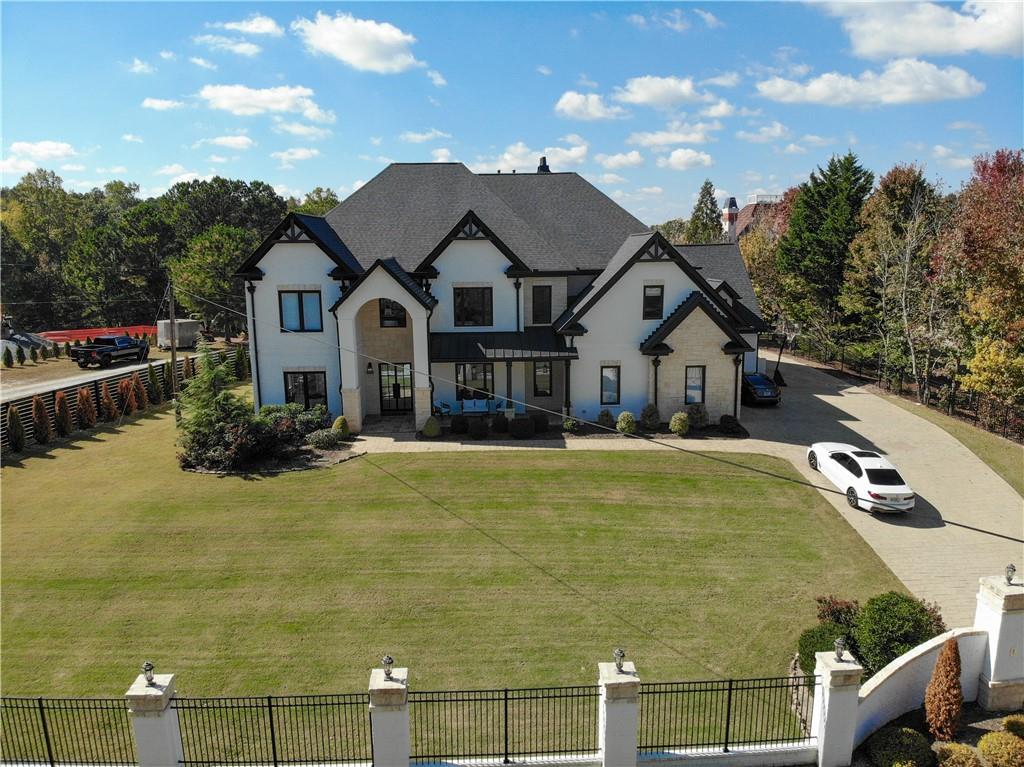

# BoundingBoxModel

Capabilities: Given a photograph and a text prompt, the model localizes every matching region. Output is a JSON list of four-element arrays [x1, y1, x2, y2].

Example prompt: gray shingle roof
[[673, 243, 763, 320]]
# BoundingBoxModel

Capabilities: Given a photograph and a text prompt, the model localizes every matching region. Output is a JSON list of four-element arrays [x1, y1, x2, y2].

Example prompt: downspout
[[652, 357, 661, 409], [733, 353, 742, 418], [246, 281, 262, 410], [514, 278, 522, 332], [331, 305, 342, 409], [426, 305, 435, 403], [565, 335, 575, 415]]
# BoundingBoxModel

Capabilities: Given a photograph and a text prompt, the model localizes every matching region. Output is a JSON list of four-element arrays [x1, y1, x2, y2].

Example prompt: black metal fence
[[173, 694, 372, 766], [639, 675, 816, 754], [408, 686, 599, 763], [0, 697, 137, 765]]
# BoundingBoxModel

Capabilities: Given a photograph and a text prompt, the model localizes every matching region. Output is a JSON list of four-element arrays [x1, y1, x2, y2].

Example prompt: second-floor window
[[379, 298, 407, 328], [532, 285, 552, 325], [454, 286, 493, 326], [643, 285, 664, 320], [279, 290, 322, 332]]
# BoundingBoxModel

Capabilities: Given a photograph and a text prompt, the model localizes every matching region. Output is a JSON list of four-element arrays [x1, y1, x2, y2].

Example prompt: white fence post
[[368, 666, 410, 767], [124, 671, 184, 767], [974, 574, 1024, 710], [813, 651, 863, 767], [598, 659, 639, 767]]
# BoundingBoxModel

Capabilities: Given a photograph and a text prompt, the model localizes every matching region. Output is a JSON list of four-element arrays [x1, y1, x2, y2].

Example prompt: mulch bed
[[183, 445, 364, 475]]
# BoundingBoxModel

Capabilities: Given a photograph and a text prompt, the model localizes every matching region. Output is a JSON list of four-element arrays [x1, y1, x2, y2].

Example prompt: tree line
[[0, 170, 340, 334]]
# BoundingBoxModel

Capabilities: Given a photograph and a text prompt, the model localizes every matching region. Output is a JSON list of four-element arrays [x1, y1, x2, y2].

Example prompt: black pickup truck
[[69, 335, 150, 368]]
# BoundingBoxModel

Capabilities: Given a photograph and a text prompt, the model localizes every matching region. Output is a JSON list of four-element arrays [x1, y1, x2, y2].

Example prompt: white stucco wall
[[246, 242, 343, 416], [429, 240, 521, 332]]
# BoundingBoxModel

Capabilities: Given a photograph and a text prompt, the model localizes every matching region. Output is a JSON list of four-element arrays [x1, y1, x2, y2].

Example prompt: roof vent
[[537, 156, 551, 173]]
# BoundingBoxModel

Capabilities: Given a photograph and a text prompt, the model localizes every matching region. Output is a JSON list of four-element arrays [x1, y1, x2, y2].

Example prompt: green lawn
[[1, 407, 901, 697], [879, 393, 1024, 498]]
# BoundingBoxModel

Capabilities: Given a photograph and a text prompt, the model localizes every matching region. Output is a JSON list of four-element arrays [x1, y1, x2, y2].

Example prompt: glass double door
[[379, 362, 413, 413]]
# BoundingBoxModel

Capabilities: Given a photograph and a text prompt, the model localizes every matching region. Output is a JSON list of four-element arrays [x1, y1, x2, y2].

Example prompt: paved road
[[356, 355, 1023, 626]]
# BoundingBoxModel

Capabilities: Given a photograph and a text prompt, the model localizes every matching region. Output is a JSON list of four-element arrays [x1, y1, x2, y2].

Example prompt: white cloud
[[370, 136, 383, 146], [142, 97, 184, 110], [626, 13, 647, 28], [273, 183, 305, 199], [537, 65, 552, 76], [194, 35, 262, 56], [0, 157, 38, 174], [399, 128, 452, 143], [60, 163, 86, 171], [129, 58, 155, 74], [9, 140, 77, 160], [208, 154, 229, 163], [189, 57, 217, 70], [627, 119, 722, 147], [427, 69, 447, 87], [577, 73, 599, 89], [656, 148, 713, 170], [96, 165, 128, 174], [824, 2, 1023, 59], [612, 75, 706, 107], [801, 134, 833, 147], [291, 11, 423, 73], [595, 150, 644, 169], [198, 84, 335, 122], [756, 58, 985, 106], [271, 147, 320, 169], [156, 163, 188, 175], [554, 91, 628, 120], [932, 144, 973, 169], [169, 171, 214, 185], [470, 134, 588, 173], [594, 172, 627, 184], [432, 147, 455, 162], [693, 9, 723, 28], [701, 71, 740, 88], [736, 121, 789, 143], [948, 120, 984, 131], [701, 98, 735, 118], [782, 143, 807, 155], [122, 133, 144, 143], [215, 13, 284, 37], [159, 50, 175, 60], [194, 135, 255, 150], [661, 9, 689, 32], [638, 185, 664, 195], [272, 118, 331, 140]]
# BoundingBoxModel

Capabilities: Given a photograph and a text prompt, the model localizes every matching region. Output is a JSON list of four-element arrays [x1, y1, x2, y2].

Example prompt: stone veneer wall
[[356, 300, 415, 417], [655, 309, 739, 422]]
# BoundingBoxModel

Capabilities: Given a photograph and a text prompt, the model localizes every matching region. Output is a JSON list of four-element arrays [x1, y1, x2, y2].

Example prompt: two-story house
[[235, 160, 768, 432]]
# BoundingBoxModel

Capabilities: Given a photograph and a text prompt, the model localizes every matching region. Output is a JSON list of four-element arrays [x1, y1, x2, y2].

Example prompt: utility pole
[[168, 280, 179, 398]]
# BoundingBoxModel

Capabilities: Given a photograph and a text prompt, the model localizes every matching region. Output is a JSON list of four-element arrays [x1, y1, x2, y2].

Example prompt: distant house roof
[[734, 201, 776, 240]]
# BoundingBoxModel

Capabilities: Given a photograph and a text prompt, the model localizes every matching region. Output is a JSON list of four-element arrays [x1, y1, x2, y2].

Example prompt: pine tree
[[86, 336, 93, 344], [131, 372, 149, 410], [99, 382, 117, 421], [685, 180, 724, 244], [183, 355, 194, 380], [63, 341, 71, 357], [76, 387, 97, 428], [16, 345, 25, 365], [147, 363, 162, 405], [6, 404, 26, 452], [40, 345, 49, 361], [73, 338, 81, 347], [53, 390, 74, 437], [2, 347, 13, 368], [118, 378, 137, 415], [29, 346, 38, 363], [31, 395, 52, 444], [52, 342, 61, 358], [162, 361, 174, 400], [233, 347, 246, 380], [925, 638, 963, 742]]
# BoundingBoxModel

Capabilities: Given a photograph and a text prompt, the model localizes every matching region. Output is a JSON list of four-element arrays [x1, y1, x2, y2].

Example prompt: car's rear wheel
[[846, 487, 859, 509], [808, 452, 818, 471], [100, 354, 111, 368]]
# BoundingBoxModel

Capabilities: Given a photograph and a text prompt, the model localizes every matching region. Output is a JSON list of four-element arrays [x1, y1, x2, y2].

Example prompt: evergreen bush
[[63, 341, 72, 357], [40, 345, 49, 361], [797, 621, 846, 675], [978, 731, 1024, 767], [640, 403, 660, 431], [118, 379, 137, 415], [306, 428, 345, 450], [855, 592, 946, 675], [31, 395, 51, 444], [468, 417, 488, 440], [16, 345, 25, 365], [669, 411, 689, 436], [450, 414, 469, 434], [53, 343, 61, 358], [131, 372, 149, 410], [99, 383, 117, 421], [183, 355, 194, 380], [616, 411, 637, 434], [686, 402, 708, 429], [562, 417, 580, 433], [295, 405, 328, 434], [1004, 715, 1024, 739], [935, 743, 980, 767], [147, 364, 163, 405], [73, 338, 81, 347], [509, 417, 535, 439], [925, 638, 963, 742], [530, 411, 549, 433], [162, 361, 174, 400], [53, 391, 74, 437], [597, 409, 615, 428], [2, 347, 13, 368], [492, 412, 509, 433], [76, 387, 97, 429], [718, 414, 744, 435], [29, 346, 38, 363], [420, 415, 441, 438], [233, 348, 246, 379], [6, 404, 25, 452], [865, 726, 934, 767], [332, 416, 350, 438], [86, 336, 93, 344]]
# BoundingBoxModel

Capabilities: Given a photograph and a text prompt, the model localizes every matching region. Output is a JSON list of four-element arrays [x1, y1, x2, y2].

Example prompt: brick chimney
[[537, 156, 551, 173]]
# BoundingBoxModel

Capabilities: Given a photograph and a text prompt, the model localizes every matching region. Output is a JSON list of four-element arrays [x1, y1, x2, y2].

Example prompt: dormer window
[[643, 285, 664, 320]]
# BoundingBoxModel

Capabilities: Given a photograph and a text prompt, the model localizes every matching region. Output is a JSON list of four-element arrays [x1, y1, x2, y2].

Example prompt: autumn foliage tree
[[76, 387, 97, 428], [31, 395, 52, 444], [6, 404, 26, 452], [118, 378, 137, 415], [53, 390, 74, 437], [925, 637, 963, 742], [98, 382, 117, 421]]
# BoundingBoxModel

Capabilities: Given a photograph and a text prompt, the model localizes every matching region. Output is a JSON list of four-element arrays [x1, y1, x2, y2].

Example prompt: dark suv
[[741, 372, 781, 406]]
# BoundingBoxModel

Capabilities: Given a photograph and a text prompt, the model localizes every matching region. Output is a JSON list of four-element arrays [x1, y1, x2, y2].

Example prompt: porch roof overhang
[[430, 327, 579, 362]]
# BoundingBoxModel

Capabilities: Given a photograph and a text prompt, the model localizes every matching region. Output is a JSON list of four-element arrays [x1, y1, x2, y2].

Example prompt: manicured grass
[[879, 393, 1024, 498], [1, 408, 901, 697]]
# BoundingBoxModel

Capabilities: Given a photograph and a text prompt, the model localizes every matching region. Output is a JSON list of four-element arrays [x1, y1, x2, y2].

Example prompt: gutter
[[246, 281, 262, 410]]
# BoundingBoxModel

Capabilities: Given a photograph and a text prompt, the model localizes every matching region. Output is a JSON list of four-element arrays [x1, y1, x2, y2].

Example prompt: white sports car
[[806, 442, 916, 513]]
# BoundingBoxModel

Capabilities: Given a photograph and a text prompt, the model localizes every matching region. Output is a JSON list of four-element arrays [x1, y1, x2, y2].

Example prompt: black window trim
[[378, 298, 407, 328], [685, 364, 706, 405], [283, 370, 328, 410], [533, 361, 553, 397], [453, 286, 494, 327], [532, 284, 552, 325], [455, 362, 495, 401], [278, 289, 323, 333], [643, 284, 664, 320], [600, 364, 621, 406]]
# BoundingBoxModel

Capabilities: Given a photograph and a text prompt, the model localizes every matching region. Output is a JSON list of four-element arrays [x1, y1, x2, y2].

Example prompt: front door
[[379, 362, 413, 413]]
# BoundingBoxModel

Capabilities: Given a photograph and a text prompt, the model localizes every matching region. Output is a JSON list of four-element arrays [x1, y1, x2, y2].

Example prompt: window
[[379, 298, 407, 328], [453, 287, 493, 326], [456, 363, 494, 401], [685, 365, 705, 404], [279, 290, 322, 332], [533, 361, 552, 397], [283, 371, 327, 410], [867, 468, 905, 485], [643, 285, 664, 320], [532, 285, 552, 325], [600, 365, 620, 405]]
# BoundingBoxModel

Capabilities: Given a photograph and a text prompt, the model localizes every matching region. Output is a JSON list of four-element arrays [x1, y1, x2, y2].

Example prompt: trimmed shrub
[[640, 403, 661, 431], [1004, 715, 1024, 739], [40, 345, 49, 361], [450, 414, 469, 434], [182, 355, 195, 380], [719, 414, 743, 435], [131, 372, 149, 410], [99, 383, 117, 421], [597, 409, 615, 428], [31, 395, 51, 444], [29, 346, 38, 363], [53, 343, 61, 358], [935, 743, 981, 767], [6, 404, 26, 452], [16, 345, 26, 365], [306, 428, 345, 450], [686, 402, 708, 429], [978, 731, 1024, 767], [76, 387, 97, 429], [53, 391, 74, 437], [162, 361, 174, 400], [2, 347, 13, 368], [816, 595, 861, 629], [468, 417, 488, 440], [73, 338, 81, 347], [865, 726, 934, 767], [492, 412, 509, 433], [421, 415, 441, 439], [118, 379, 137, 415], [233, 348, 246, 380], [509, 417, 536, 439], [530, 411, 549, 433], [669, 411, 690, 436], [63, 341, 71, 357], [563, 417, 580, 433], [797, 621, 846, 676], [147, 364, 163, 405], [855, 592, 946, 676], [616, 411, 637, 434], [925, 638, 963, 742], [295, 405, 329, 435], [332, 416, 350, 438]]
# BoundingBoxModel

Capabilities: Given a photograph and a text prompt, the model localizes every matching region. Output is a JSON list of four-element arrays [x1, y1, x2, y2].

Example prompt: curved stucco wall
[[854, 628, 988, 747]]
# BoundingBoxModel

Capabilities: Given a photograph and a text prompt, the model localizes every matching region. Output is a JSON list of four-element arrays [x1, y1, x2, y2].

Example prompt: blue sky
[[2, 1, 1021, 223]]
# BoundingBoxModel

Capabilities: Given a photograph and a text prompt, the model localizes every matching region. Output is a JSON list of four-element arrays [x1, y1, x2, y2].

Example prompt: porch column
[[506, 362, 513, 411], [563, 359, 571, 415], [412, 313, 431, 430], [338, 313, 363, 433]]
